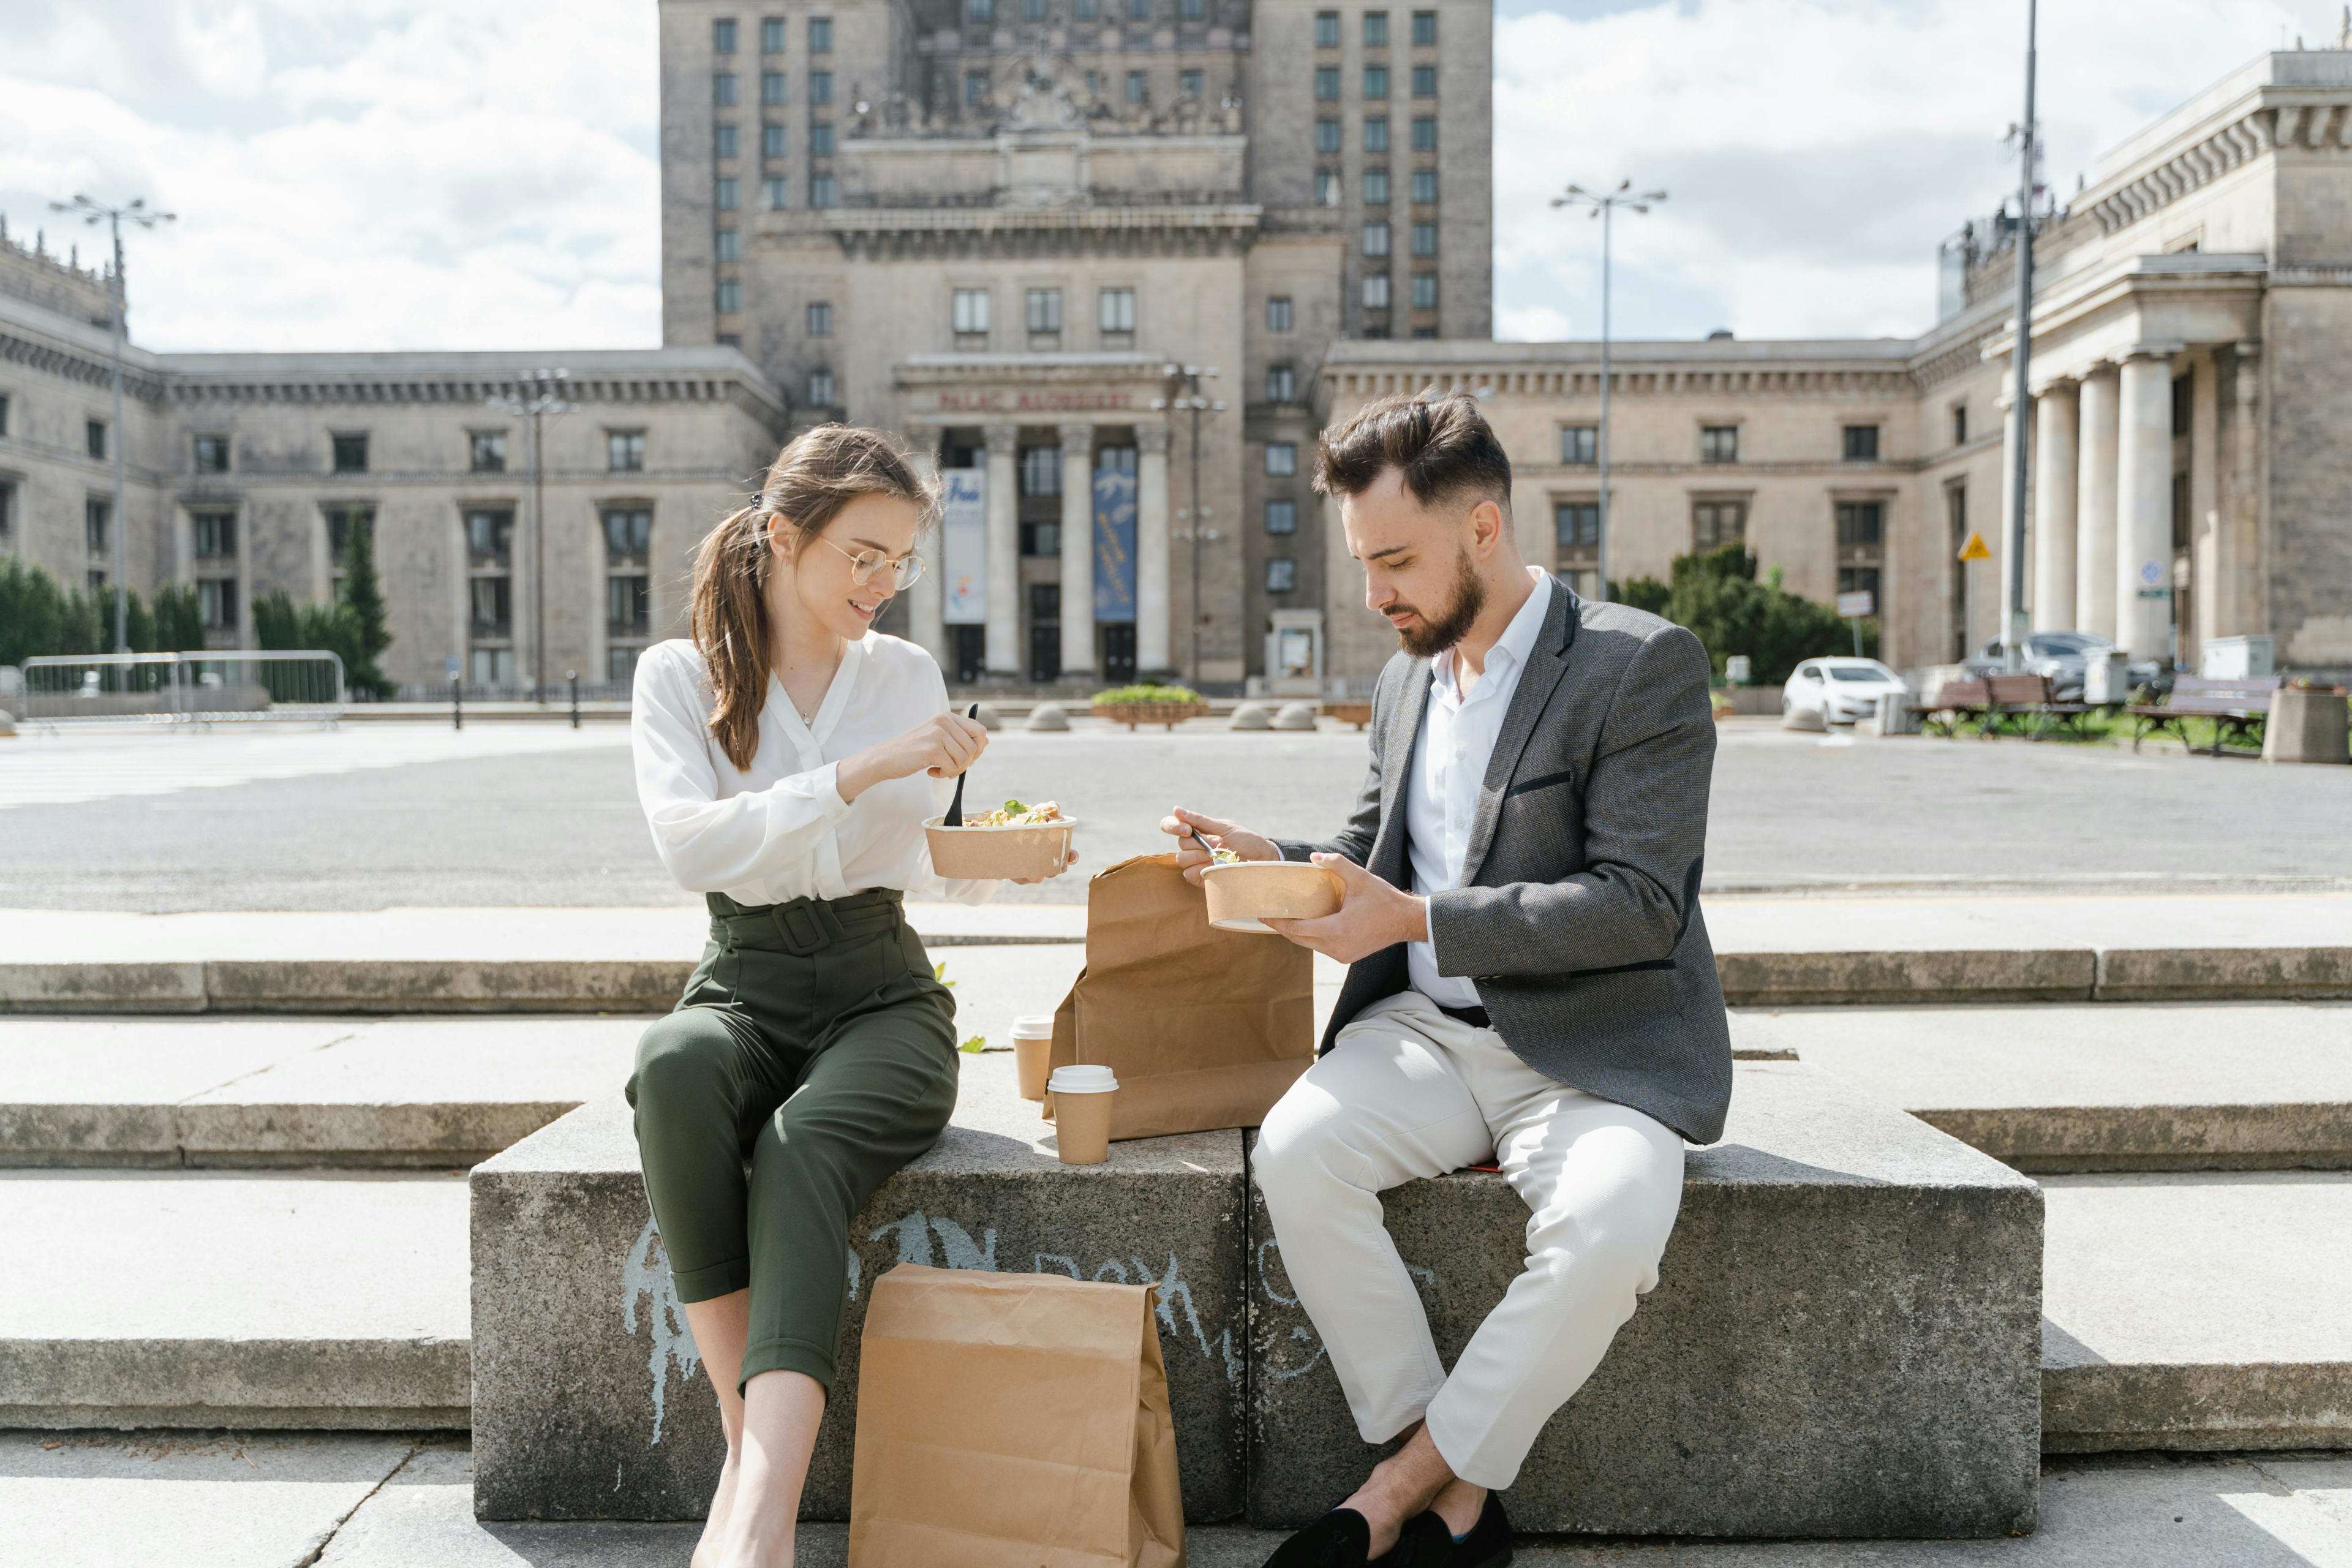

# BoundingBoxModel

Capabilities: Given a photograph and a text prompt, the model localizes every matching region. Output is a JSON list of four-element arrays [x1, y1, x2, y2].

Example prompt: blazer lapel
[[1371, 655, 1429, 881], [1460, 577, 1578, 886]]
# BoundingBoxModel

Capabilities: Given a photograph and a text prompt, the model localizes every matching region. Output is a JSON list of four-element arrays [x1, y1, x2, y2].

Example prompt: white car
[[1782, 658, 1909, 725]]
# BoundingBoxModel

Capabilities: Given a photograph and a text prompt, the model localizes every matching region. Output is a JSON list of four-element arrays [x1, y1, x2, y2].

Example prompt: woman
[[626, 423, 1069, 1568]]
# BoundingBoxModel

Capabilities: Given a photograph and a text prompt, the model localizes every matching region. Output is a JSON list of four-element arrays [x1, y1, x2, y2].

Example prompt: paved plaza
[[2, 717, 2346, 911]]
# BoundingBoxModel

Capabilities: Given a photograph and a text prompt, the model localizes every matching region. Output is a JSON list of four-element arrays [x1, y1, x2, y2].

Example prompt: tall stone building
[[657, 0, 1493, 688]]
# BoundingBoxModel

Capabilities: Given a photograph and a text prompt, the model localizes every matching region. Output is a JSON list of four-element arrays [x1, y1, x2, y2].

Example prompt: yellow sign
[[1957, 531, 1992, 562]]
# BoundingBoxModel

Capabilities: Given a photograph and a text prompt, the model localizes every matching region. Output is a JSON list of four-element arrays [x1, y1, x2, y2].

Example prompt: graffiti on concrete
[[622, 1218, 702, 1446], [1253, 1235, 1443, 1387]]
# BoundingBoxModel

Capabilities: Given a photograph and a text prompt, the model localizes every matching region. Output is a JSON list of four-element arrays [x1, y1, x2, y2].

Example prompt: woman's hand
[[837, 712, 989, 802], [1009, 850, 1080, 886]]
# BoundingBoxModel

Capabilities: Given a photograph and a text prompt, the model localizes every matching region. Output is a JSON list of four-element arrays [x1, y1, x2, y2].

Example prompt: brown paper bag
[[1049, 853, 1314, 1140], [847, 1264, 1184, 1568]]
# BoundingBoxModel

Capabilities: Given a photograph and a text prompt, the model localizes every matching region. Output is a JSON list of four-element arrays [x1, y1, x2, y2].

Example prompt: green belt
[[705, 888, 905, 956]]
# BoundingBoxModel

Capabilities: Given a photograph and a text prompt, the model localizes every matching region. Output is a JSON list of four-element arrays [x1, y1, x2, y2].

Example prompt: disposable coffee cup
[[1011, 1014, 1055, 1102], [1046, 1064, 1118, 1166]]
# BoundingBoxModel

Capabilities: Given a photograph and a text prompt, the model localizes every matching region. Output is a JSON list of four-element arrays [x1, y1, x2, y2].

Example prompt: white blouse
[[630, 634, 995, 907]]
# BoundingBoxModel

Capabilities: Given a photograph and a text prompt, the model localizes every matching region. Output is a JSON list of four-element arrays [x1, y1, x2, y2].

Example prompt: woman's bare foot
[[692, 1447, 742, 1568]]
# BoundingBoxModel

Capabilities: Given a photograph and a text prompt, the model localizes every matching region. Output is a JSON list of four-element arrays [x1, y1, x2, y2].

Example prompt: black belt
[[1437, 1002, 1491, 1030], [707, 888, 903, 956]]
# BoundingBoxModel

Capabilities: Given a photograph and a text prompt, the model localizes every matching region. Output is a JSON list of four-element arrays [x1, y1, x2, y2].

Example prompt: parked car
[[1782, 658, 1909, 724], [1966, 632, 2162, 699]]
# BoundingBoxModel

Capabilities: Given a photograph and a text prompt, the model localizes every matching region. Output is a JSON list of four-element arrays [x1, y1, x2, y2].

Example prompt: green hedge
[[1091, 683, 1202, 706], [1613, 544, 1875, 685]]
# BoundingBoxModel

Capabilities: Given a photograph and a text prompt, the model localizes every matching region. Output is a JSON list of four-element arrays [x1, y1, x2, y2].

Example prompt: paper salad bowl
[[1199, 860, 1344, 932], [924, 815, 1077, 880]]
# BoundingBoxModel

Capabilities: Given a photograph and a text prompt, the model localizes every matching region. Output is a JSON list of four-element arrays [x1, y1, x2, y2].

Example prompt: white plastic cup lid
[[1047, 1065, 1118, 1094], [1009, 1014, 1056, 1039]]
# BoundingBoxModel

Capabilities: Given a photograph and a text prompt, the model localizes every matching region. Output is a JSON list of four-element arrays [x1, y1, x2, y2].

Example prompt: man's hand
[[1262, 853, 1429, 963], [1159, 806, 1280, 888]]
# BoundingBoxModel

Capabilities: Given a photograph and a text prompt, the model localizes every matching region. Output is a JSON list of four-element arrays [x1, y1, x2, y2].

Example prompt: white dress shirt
[[1404, 569, 1553, 1006], [631, 634, 994, 907]]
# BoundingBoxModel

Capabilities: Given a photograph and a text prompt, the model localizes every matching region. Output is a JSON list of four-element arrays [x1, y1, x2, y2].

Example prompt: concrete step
[[7, 891, 2349, 1012], [2042, 1171, 2352, 1453], [1737, 1001, 2352, 1170], [0, 1170, 469, 1430]]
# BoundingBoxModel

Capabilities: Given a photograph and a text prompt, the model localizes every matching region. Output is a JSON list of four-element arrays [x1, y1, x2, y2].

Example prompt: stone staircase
[[2, 910, 2346, 1542]]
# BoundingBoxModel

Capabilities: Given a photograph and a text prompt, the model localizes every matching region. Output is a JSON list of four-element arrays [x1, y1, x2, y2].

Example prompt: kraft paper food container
[[1046, 1064, 1118, 1165], [1200, 860, 1346, 932], [922, 815, 1077, 881], [1010, 1014, 1055, 1102]]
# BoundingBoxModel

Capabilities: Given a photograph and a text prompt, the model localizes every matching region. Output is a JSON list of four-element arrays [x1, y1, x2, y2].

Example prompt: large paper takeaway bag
[[1050, 853, 1314, 1140], [847, 1264, 1184, 1568]]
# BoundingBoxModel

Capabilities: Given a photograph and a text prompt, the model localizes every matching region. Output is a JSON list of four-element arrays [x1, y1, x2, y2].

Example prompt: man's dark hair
[[1313, 390, 1513, 513]]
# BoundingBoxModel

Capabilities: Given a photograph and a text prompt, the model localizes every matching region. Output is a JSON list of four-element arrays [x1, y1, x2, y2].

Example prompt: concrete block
[[1247, 1062, 2043, 1538], [1715, 947, 2096, 1006], [2261, 685, 2350, 764], [0, 962, 207, 1014], [2095, 945, 2352, 1001], [471, 1052, 1247, 1523], [204, 959, 694, 1014]]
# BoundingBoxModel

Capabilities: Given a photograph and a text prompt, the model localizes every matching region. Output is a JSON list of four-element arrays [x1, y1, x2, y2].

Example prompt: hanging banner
[[941, 468, 986, 625], [1093, 467, 1137, 624]]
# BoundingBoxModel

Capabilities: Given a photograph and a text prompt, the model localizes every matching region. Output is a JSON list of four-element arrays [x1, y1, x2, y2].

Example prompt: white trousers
[[1253, 991, 1687, 1490]]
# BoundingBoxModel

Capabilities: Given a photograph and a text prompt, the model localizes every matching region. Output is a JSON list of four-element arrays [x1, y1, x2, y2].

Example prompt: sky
[[0, 0, 2335, 354]]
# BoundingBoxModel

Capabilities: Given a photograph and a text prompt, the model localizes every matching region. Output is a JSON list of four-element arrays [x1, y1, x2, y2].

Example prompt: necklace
[[783, 646, 842, 725]]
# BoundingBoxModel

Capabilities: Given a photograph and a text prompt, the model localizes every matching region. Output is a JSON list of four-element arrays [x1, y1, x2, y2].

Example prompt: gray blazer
[[1276, 576, 1733, 1145]]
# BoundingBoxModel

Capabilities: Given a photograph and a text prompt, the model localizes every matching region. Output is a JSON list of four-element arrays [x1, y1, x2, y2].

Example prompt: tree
[[336, 514, 394, 699], [0, 557, 67, 666], [149, 583, 206, 652], [1654, 543, 1875, 684], [254, 589, 369, 700]]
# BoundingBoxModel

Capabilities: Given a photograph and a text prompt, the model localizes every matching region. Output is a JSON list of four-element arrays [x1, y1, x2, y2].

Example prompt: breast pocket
[[1497, 767, 1585, 870]]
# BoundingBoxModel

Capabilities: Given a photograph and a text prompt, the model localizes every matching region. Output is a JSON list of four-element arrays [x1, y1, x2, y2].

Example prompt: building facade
[[1316, 47, 2352, 687], [657, 0, 1493, 687]]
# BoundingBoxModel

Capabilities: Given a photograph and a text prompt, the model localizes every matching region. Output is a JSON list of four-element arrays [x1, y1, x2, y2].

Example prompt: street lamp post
[[485, 371, 576, 701], [1551, 181, 1665, 604], [1152, 364, 1224, 685], [50, 195, 175, 654], [2001, 0, 2041, 671]]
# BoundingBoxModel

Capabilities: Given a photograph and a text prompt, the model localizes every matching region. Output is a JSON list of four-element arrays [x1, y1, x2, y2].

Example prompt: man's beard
[[1392, 548, 1486, 658]]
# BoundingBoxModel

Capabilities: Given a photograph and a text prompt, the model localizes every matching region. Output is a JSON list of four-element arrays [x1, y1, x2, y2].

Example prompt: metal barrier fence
[[18, 651, 345, 726]]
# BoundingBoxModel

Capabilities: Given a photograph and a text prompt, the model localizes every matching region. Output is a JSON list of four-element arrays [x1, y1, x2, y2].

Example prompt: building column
[[903, 423, 947, 665], [2074, 364, 2120, 639], [982, 423, 1020, 676], [2114, 347, 2177, 662], [1058, 422, 1096, 679], [2225, 341, 2263, 636], [1136, 423, 1172, 674], [2032, 379, 2079, 631]]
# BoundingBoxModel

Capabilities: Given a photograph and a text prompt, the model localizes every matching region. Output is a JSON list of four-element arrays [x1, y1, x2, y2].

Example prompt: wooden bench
[[1909, 678, 1989, 737], [2126, 674, 2280, 756], [1985, 673, 2095, 741], [1318, 701, 1373, 731]]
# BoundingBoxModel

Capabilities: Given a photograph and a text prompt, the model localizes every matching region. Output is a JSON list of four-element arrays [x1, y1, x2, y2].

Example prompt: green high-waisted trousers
[[626, 888, 958, 1393]]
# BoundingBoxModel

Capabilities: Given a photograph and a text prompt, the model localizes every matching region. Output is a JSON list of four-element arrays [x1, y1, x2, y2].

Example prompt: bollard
[[567, 670, 580, 729], [452, 676, 463, 731]]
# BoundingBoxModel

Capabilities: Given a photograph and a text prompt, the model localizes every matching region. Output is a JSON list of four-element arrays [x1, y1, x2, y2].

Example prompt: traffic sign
[[1836, 590, 1875, 617], [1957, 532, 1992, 562]]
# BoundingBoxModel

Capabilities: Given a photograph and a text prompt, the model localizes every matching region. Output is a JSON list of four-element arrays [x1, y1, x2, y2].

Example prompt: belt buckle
[[772, 899, 844, 956]]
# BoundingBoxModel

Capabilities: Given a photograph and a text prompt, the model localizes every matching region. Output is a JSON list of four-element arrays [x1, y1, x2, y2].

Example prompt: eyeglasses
[[818, 534, 925, 590]]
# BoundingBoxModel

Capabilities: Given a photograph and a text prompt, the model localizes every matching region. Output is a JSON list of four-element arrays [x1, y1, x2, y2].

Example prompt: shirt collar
[[1433, 570, 1552, 702]]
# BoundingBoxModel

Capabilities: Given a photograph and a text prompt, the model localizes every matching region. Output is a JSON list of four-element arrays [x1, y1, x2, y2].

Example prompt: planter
[[1091, 701, 1205, 732], [2261, 686, 2351, 765]]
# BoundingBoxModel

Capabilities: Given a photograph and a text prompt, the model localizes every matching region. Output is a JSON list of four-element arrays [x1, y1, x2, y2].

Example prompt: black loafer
[[1423, 1491, 1512, 1568], [1370, 1508, 1458, 1567], [1261, 1508, 1372, 1567]]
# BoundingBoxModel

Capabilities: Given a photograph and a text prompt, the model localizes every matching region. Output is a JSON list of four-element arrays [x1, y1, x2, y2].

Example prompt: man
[[1164, 391, 1731, 1568]]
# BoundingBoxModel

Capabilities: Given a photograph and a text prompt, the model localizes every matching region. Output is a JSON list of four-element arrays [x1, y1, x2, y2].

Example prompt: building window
[[1411, 326, 1436, 339], [1692, 498, 1747, 550], [809, 70, 832, 104], [192, 434, 230, 474], [1027, 288, 1064, 336], [765, 177, 790, 208], [716, 228, 742, 262], [1363, 115, 1389, 153], [1363, 272, 1391, 308], [1267, 295, 1294, 332], [1836, 499, 1885, 547], [332, 432, 368, 473], [1316, 170, 1341, 206], [608, 430, 647, 472], [1314, 66, 1339, 100], [1951, 402, 1967, 444], [191, 509, 236, 560], [324, 503, 373, 597], [762, 17, 786, 51], [1560, 425, 1596, 464], [1364, 65, 1388, 97], [1410, 272, 1437, 309], [1412, 10, 1436, 45], [1265, 442, 1297, 477], [715, 122, 739, 158], [1020, 445, 1065, 499], [715, 176, 740, 210], [1265, 498, 1298, 534], [761, 70, 786, 105], [1124, 70, 1148, 104], [1314, 10, 1340, 47], [1363, 11, 1388, 45], [0, 480, 14, 550], [85, 496, 110, 555], [604, 507, 653, 671], [1410, 221, 1437, 256], [1076, 0, 1097, 19], [1098, 287, 1136, 334], [0, 391, 11, 435], [1411, 64, 1435, 96], [970, 0, 993, 18], [1360, 168, 1387, 205], [714, 71, 738, 106], [1842, 424, 1881, 461], [807, 300, 833, 335], [713, 18, 738, 52], [1699, 424, 1738, 463], [954, 288, 991, 337], [1412, 115, 1436, 151], [1020, 519, 1063, 558], [1363, 222, 1390, 256], [198, 576, 238, 632], [470, 431, 507, 473], [1838, 564, 1882, 607], [467, 507, 515, 685], [1180, 69, 1203, 100], [717, 333, 742, 349], [807, 369, 836, 404], [1555, 500, 1599, 550], [1316, 118, 1342, 153], [809, 173, 834, 205], [1126, 0, 1147, 20], [86, 419, 108, 460], [810, 122, 834, 154], [809, 15, 831, 49], [1411, 168, 1436, 203], [1029, 0, 1048, 17], [763, 122, 787, 157], [717, 279, 741, 313], [1267, 363, 1297, 402], [1266, 558, 1298, 594]]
